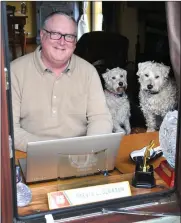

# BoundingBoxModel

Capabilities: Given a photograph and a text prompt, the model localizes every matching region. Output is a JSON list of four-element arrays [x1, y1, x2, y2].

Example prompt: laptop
[[19, 132, 124, 183]]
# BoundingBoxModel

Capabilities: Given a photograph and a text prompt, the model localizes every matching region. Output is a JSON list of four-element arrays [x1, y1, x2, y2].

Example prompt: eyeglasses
[[43, 29, 77, 43]]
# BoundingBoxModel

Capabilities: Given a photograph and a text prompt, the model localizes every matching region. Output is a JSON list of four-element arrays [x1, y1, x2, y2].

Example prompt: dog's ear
[[101, 68, 109, 79], [124, 70, 127, 76], [138, 62, 142, 70], [161, 64, 170, 78], [136, 64, 141, 76], [137, 62, 149, 76], [102, 72, 107, 79], [102, 68, 109, 79], [136, 63, 142, 76]]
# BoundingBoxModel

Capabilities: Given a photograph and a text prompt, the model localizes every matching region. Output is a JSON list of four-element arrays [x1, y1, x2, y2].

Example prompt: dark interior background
[[7, 1, 172, 131], [75, 2, 171, 130]]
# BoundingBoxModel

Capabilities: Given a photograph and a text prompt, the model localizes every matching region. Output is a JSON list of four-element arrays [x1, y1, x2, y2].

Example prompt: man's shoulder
[[10, 52, 34, 69], [73, 54, 96, 71]]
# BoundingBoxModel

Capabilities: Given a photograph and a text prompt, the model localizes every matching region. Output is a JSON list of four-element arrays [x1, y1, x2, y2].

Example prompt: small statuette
[[142, 140, 154, 172], [132, 140, 156, 188], [16, 166, 32, 207]]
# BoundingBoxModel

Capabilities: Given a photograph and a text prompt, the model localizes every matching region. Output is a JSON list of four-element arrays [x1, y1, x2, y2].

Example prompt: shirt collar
[[33, 46, 75, 76]]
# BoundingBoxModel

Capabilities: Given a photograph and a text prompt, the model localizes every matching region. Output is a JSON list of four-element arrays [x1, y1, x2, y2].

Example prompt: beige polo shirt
[[10, 46, 113, 152]]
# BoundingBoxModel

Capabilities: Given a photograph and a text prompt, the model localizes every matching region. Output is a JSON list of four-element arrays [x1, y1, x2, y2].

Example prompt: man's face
[[40, 14, 77, 65]]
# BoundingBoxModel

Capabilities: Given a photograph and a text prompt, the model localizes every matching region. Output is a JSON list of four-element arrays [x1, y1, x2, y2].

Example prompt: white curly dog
[[102, 67, 131, 134], [137, 61, 177, 132]]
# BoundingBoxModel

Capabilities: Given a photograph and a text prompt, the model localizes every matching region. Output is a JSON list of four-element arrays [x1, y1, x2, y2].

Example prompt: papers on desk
[[48, 181, 131, 210]]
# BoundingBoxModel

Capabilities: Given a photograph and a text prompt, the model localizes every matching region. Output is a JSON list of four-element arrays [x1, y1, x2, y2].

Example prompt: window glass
[[5, 0, 179, 219]]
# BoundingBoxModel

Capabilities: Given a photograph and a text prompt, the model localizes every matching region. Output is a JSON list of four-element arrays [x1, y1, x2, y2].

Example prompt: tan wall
[[118, 3, 138, 62], [7, 1, 36, 38], [86, 2, 91, 31], [6, 1, 139, 54]]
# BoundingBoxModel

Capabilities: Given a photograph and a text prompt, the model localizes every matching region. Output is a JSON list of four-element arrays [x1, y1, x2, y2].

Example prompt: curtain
[[102, 2, 120, 32], [166, 2, 180, 88], [77, 2, 89, 40], [165, 1, 181, 200], [92, 2, 103, 31]]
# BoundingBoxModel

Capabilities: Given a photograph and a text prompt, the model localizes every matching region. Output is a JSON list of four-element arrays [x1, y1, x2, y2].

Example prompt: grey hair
[[41, 11, 77, 34]]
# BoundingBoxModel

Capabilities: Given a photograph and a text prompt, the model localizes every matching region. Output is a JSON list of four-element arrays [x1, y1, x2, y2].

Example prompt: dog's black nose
[[147, 84, 153, 89], [119, 82, 123, 87]]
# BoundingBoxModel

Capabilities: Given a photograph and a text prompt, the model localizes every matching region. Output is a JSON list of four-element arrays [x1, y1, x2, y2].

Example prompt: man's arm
[[11, 70, 52, 152], [86, 68, 113, 135]]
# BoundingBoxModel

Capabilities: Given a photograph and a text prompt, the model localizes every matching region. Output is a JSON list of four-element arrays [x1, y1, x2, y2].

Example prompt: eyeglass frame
[[43, 28, 77, 43]]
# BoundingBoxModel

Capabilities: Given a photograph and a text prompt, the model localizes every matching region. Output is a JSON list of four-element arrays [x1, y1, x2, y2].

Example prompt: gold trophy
[[132, 140, 156, 188]]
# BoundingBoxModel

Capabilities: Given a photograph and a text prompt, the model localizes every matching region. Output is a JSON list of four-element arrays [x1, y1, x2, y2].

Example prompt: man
[[10, 12, 113, 152]]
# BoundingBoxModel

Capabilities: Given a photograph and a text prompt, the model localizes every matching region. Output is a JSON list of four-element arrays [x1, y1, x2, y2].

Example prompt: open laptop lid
[[24, 132, 124, 183]]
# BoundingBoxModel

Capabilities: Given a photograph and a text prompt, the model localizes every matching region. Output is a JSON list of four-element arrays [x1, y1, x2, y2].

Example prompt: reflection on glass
[[57, 149, 108, 191]]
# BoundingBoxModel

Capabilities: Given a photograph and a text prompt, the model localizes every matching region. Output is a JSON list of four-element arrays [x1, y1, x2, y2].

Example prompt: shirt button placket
[[52, 108, 56, 114], [52, 79, 58, 117]]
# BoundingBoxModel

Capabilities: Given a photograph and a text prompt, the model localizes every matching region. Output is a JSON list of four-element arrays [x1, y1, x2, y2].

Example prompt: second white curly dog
[[137, 61, 177, 132]]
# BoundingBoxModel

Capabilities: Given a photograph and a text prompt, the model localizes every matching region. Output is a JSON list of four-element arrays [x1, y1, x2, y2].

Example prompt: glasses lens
[[65, 34, 75, 42], [50, 32, 61, 40]]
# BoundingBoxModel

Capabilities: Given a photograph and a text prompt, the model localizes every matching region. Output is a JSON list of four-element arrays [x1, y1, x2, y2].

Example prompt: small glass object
[[16, 166, 32, 207], [159, 110, 177, 168]]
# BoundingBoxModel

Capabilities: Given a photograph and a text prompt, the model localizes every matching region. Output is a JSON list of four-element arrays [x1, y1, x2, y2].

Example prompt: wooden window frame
[[1, 2, 180, 223]]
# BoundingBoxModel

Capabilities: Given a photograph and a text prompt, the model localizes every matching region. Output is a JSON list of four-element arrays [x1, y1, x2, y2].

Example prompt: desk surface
[[116, 132, 165, 173], [16, 132, 168, 217]]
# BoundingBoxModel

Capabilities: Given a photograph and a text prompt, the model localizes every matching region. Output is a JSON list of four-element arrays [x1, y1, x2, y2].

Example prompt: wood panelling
[[26, 37, 36, 44], [1, 41, 13, 223]]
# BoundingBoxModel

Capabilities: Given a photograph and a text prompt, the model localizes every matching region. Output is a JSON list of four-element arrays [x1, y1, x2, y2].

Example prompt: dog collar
[[105, 89, 124, 97]]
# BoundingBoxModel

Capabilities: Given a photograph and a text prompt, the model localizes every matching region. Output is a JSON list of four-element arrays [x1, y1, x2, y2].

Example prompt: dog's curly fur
[[102, 67, 131, 134], [137, 61, 177, 132]]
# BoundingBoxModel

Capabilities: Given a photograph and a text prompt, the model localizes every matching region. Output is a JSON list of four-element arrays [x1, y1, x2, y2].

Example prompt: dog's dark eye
[[145, 74, 149, 77], [155, 76, 159, 79], [112, 77, 116, 79], [120, 75, 123, 78]]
